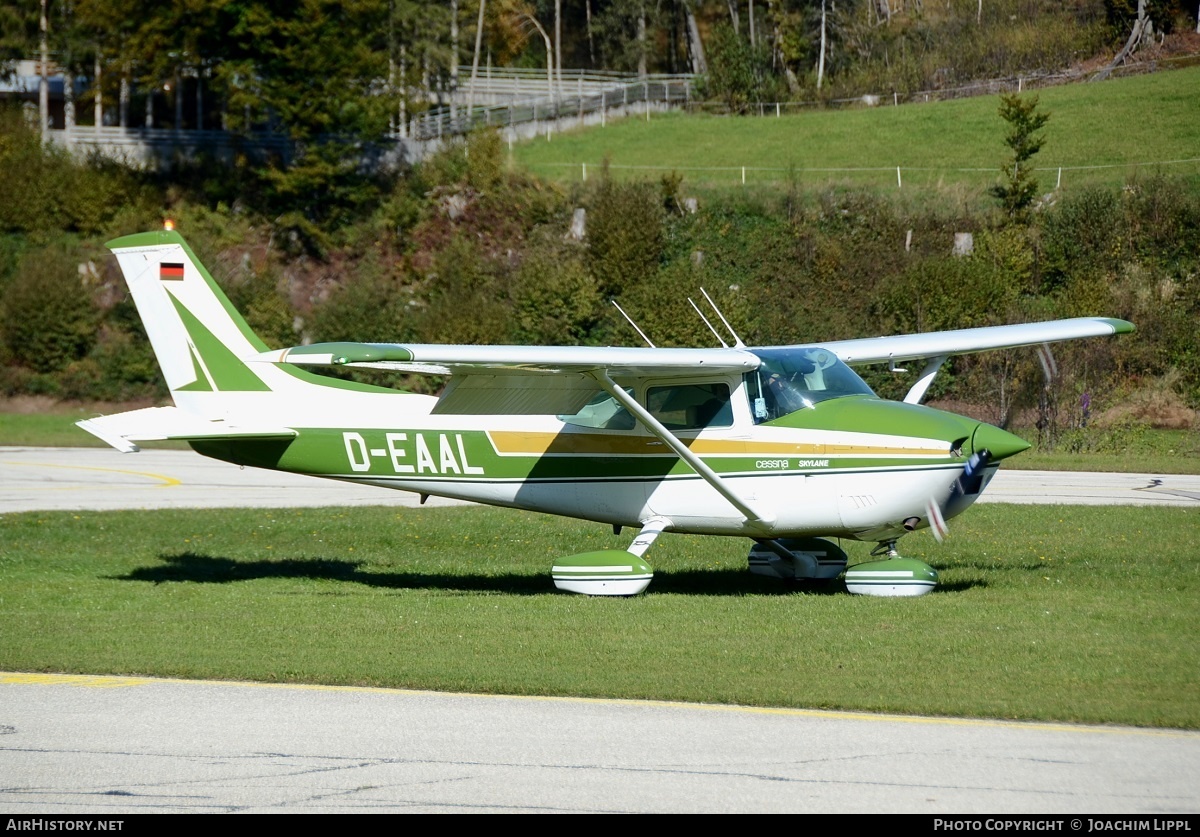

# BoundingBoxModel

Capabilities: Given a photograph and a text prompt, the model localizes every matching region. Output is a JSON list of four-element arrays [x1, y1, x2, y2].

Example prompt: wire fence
[[525, 157, 1200, 190]]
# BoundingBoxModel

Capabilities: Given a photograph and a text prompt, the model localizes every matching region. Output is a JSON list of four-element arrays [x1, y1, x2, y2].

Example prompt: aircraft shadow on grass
[[111, 552, 847, 596]]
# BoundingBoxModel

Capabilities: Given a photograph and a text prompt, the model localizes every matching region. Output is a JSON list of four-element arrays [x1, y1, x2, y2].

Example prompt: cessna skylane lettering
[[79, 230, 1134, 597]]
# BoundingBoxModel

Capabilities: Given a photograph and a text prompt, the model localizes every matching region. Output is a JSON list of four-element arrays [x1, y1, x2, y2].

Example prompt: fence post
[[742, 166, 746, 185], [896, 166, 902, 189], [582, 162, 587, 181]]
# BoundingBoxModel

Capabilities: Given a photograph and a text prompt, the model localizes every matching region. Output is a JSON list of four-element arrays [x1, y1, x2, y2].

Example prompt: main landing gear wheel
[[748, 537, 849, 584], [843, 540, 938, 597]]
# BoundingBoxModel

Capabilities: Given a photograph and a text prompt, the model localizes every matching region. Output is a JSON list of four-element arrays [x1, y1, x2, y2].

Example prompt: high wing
[[814, 317, 1134, 366], [252, 317, 1134, 411], [251, 343, 761, 416], [814, 316, 1135, 404], [252, 342, 759, 376], [256, 317, 1133, 377]]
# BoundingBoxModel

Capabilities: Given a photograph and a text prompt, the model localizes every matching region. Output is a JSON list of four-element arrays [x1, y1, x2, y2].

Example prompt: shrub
[[586, 176, 664, 297], [416, 236, 512, 344], [1039, 186, 1127, 289], [0, 107, 152, 235], [510, 234, 600, 345], [699, 24, 784, 113], [1, 244, 97, 373]]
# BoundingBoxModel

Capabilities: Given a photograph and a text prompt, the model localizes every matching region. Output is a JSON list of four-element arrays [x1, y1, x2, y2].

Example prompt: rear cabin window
[[558, 388, 636, 430], [646, 383, 733, 430]]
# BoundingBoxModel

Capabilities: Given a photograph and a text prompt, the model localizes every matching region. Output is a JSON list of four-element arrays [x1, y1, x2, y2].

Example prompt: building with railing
[[11, 64, 695, 169]]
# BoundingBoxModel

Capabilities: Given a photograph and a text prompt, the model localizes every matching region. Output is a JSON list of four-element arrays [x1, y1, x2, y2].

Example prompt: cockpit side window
[[745, 347, 875, 423]]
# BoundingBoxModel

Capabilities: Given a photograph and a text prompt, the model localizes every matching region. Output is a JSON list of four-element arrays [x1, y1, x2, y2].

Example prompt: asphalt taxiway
[[3, 446, 1199, 513], [3, 672, 1199, 814]]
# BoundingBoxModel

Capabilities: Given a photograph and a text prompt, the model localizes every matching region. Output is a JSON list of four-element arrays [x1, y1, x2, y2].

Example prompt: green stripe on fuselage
[[191, 427, 960, 483]]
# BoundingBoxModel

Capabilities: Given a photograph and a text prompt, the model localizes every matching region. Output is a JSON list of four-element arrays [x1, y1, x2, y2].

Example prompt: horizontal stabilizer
[[76, 407, 296, 453]]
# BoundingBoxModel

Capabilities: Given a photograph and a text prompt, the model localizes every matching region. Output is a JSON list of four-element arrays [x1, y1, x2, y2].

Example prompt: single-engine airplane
[[79, 229, 1134, 596]]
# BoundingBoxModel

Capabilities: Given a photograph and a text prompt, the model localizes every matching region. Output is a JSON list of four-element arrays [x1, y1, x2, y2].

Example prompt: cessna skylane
[[79, 229, 1134, 596]]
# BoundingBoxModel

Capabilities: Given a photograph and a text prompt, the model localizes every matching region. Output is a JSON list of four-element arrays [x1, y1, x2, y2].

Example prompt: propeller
[[927, 448, 993, 543]]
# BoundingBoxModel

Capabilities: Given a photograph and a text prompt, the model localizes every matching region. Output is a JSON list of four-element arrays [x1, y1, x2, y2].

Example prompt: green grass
[[2, 504, 1197, 727], [1008, 427, 1200, 474], [0, 406, 187, 449], [513, 66, 1200, 198]]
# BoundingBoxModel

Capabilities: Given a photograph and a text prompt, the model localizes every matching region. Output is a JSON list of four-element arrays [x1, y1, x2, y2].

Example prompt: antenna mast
[[611, 299, 656, 348], [700, 288, 745, 348], [688, 298, 728, 348]]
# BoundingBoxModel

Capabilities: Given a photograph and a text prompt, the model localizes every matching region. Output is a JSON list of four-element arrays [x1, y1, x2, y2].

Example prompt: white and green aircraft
[[79, 229, 1134, 597]]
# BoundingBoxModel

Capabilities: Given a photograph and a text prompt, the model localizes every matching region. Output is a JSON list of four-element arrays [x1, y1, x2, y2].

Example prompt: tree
[[0, 4, 37, 80], [702, 22, 778, 112], [1094, 0, 1152, 81], [990, 93, 1050, 221], [592, 0, 660, 74]]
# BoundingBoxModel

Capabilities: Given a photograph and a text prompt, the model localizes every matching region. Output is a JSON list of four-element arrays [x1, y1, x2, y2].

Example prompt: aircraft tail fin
[[105, 230, 286, 401], [83, 230, 398, 452]]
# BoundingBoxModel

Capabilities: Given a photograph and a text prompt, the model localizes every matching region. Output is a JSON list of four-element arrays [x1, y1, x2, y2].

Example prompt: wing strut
[[903, 355, 949, 405], [589, 371, 775, 531]]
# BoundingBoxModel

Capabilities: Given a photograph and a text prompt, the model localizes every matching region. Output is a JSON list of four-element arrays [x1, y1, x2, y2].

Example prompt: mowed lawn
[[2, 502, 1196, 728], [514, 66, 1200, 193]]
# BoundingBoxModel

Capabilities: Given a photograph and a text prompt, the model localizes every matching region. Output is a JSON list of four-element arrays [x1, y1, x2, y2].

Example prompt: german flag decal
[[160, 262, 185, 280]]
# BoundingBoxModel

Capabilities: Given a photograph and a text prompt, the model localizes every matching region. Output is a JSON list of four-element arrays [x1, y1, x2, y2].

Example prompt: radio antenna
[[611, 299, 656, 348], [688, 297, 728, 348], [700, 288, 745, 348]]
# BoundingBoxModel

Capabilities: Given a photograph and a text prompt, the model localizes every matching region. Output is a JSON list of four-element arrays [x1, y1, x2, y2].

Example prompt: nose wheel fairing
[[845, 556, 938, 597]]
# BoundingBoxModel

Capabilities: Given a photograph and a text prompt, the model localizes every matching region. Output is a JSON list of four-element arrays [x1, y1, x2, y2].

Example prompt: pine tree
[[991, 93, 1050, 220]]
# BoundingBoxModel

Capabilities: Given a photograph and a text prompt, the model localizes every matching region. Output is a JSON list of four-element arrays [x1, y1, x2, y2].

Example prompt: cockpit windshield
[[744, 347, 876, 423]]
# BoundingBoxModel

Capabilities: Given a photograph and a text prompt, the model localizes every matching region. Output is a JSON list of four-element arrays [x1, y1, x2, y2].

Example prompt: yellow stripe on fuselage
[[486, 431, 947, 458]]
